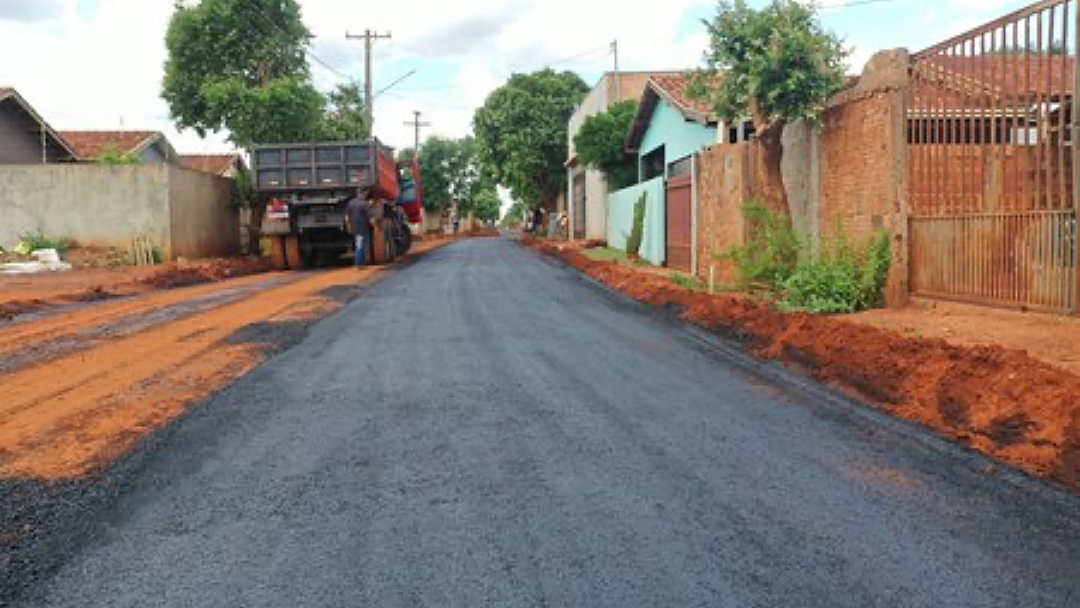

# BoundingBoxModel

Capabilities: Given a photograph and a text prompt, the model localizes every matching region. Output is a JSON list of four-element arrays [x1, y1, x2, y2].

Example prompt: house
[[625, 74, 720, 182], [606, 74, 720, 270], [60, 130, 178, 163], [180, 153, 247, 178], [566, 71, 677, 241], [0, 87, 78, 163]]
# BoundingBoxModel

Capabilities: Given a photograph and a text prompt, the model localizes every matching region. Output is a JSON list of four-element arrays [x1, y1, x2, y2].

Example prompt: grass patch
[[16, 231, 72, 254], [670, 273, 706, 292], [583, 247, 652, 267]]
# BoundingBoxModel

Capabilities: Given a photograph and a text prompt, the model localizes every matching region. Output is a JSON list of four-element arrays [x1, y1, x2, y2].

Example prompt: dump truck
[[253, 139, 422, 269]]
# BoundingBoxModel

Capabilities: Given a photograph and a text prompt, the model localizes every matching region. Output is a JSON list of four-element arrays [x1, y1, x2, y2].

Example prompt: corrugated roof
[[59, 130, 159, 159]]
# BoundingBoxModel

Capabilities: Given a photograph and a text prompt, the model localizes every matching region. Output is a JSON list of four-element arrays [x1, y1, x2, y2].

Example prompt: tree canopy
[[690, 0, 847, 130], [417, 136, 498, 220], [163, 0, 368, 147], [473, 70, 588, 210], [573, 100, 638, 191]]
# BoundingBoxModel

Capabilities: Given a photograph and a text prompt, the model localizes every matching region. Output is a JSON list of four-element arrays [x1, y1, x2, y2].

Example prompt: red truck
[[253, 139, 422, 269]]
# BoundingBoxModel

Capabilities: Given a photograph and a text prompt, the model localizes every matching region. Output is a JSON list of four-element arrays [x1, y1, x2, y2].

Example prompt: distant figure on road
[[345, 192, 371, 267]]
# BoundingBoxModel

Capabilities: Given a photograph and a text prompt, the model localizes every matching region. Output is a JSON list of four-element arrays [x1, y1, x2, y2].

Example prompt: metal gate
[[666, 173, 693, 272], [908, 0, 1079, 313], [573, 173, 586, 240]]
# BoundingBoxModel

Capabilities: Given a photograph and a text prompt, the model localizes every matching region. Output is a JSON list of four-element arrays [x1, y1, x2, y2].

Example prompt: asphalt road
[[21, 237, 1080, 607]]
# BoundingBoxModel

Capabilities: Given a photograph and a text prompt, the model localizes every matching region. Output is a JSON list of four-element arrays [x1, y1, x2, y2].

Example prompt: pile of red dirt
[[140, 257, 270, 289], [527, 238, 1080, 490]]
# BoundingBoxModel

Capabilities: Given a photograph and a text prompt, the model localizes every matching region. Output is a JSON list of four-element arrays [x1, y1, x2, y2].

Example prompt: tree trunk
[[752, 120, 789, 218]]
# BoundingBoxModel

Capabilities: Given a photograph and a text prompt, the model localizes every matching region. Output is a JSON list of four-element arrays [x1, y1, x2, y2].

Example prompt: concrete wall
[[608, 177, 665, 266], [0, 164, 238, 259], [0, 164, 171, 251], [168, 166, 238, 258], [638, 98, 718, 171]]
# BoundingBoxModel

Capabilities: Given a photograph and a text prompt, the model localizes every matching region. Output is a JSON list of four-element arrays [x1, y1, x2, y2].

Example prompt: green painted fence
[[607, 177, 666, 266]]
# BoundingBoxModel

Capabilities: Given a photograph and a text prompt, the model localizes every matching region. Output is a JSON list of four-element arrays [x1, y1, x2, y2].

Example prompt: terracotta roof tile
[[59, 131, 159, 159], [650, 73, 717, 120], [180, 154, 241, 175]]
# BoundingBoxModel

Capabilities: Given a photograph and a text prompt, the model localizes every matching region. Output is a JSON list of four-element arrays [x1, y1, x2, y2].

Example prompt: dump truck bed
[[251, 140, 400, 201]]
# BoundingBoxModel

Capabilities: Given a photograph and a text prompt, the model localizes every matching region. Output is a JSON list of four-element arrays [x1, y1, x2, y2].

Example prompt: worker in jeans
[[345, 192, 371, 267]]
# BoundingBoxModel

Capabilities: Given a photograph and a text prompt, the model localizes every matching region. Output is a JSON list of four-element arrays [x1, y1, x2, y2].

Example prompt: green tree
[[315, 83, 371, 141], [691, 0, 847, 131], [417, 136, 494, 214], [573, 100, 638, 191], [500, 200, 527, 228], [468, 188, 502, 223], [162, 0, 326, 146], [473, 70, 588, 210]]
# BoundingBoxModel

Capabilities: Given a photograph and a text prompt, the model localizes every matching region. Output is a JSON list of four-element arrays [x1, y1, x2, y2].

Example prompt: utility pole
[[404, 110, 431, 153], [346, 29, 392, 131], [611, 39, 620, 102]]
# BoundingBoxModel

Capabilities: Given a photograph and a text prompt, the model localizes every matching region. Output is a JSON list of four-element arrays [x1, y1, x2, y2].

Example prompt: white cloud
[[0, 0, 1032, 158]]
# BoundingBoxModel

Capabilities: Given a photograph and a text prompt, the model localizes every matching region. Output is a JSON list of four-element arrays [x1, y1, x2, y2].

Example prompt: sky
[[0, 0, 1035, 157]]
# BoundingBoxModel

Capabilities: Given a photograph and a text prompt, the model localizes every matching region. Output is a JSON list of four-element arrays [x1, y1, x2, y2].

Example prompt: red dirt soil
[[526, 238, 1080, 491], [0, 239, 450, 479], [0, 257, 269, 321]]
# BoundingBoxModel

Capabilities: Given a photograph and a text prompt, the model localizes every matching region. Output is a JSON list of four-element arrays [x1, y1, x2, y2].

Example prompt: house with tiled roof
[[565, 71, 679, 242], [625, 74, 721, 182], [180, 153, 246, 178], [60, 130, 178, 164], [599, 74, 723, 271], [0, 87, 78, 163]]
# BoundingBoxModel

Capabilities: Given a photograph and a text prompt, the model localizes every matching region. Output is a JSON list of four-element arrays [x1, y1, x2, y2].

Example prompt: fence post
[[1073, 0, 1080, 314]]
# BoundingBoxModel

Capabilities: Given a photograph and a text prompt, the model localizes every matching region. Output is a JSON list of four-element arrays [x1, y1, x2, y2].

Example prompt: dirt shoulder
[[0, 238, 449, 480], [0, 257, 270, 322], [847, 299, 1080, 376], [525, 238, 1080, 492]]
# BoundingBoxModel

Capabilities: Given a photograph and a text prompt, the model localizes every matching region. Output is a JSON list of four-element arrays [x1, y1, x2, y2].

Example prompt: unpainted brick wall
[[695, 143, 752, 285]]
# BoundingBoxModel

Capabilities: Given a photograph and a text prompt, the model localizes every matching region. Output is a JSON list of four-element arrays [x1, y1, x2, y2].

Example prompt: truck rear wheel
[[269, 236, 288, 270], [396, 224, 413, 255], [284, 236, 306, 269]]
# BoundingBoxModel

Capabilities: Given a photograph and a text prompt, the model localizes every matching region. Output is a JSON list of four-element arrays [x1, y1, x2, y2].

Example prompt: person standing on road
[[345, 192, 371, 267]]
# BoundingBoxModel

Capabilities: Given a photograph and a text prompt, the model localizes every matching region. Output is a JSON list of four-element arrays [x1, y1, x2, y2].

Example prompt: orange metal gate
[[666, 174, 693, 272], [908, 0, 1079, 313]]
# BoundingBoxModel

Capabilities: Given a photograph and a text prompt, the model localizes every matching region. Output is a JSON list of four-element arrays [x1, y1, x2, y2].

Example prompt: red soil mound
[[528, 238, 1080, 490]]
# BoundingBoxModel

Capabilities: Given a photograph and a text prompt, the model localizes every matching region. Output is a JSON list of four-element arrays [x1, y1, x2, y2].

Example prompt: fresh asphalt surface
[[20, 237, 1080, 607]]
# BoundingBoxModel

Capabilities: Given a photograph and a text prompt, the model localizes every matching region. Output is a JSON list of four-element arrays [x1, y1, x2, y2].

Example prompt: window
[[668, 156, 692, 178], [641, 146, 665, 181]]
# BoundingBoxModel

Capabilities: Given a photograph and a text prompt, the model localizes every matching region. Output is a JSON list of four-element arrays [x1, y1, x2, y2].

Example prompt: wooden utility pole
[[404, 111, 431, 152], [346, 29, 392, 130]]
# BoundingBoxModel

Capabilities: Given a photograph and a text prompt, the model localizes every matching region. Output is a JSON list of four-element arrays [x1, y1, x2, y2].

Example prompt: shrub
[[779, 229, 891, 314], [17, 231, 72, 254], [625, 192, 647, 257], [725, 200, 892, 314], [726, 200, 799, 289]]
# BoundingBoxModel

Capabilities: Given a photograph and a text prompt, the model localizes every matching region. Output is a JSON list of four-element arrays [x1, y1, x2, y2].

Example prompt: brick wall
[[693, 49, 911, 304], [695, 143, 752, 286]]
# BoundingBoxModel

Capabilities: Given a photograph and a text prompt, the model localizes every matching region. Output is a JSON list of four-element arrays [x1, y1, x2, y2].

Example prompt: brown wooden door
[[666, 173, 692, 272]]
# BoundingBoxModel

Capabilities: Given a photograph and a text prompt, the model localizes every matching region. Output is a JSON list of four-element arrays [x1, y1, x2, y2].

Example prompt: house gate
[[666, 173, 693, 272], [908, 0, 1079, 313]]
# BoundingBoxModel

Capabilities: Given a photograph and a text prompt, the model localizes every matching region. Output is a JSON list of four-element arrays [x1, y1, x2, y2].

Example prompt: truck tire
[[284, 235, 306, 269], [269, 236, 288, 270], [371, 222, 390, 265], [396, 223, 413, 255]]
